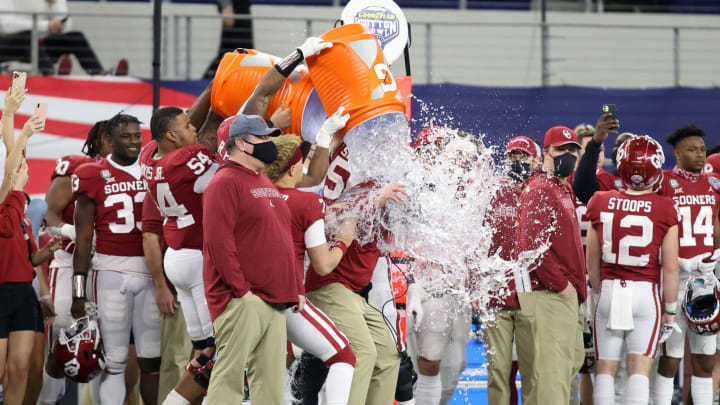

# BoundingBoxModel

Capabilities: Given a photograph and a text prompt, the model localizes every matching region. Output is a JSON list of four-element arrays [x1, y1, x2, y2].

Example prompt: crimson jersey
[[485, 179, 520, 307], [278, 187, 326, 289], [72, 158, 146, 257], [306, 142, 382, 293], [587, 190, 678, 283], [51, 154, 96, 251], [658, 170, 720, 259], [142, 144, 215, 250], [597, 168, 624, 192]]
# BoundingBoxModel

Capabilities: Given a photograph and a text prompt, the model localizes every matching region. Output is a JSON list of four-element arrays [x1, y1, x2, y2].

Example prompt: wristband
[[39, 294, 51, 303], [333, 240, 348, 255], [664, 301, 677, 315], [274, 49, 303, 77], [72, 273, 87, 300]]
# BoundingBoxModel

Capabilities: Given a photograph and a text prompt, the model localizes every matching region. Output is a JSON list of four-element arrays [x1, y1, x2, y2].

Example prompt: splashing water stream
[[325, 111, 551, 324]]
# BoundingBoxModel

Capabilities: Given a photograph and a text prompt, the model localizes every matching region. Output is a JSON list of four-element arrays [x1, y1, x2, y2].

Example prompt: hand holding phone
[[34, 102, 48, 131], [11, 71, 27, 91], [593, 104, 620, 143]]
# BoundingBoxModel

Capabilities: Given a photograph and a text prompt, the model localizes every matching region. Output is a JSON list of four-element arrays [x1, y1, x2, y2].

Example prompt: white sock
[[651, 374, 674, 405], [324, 362, 354, 405], [98, 371, 127, 405], [691, 375, 714, 405], [163, 389, 191, 405], [625, 374, 649, 405], [396, 400, 415, 405], [414, 373, 442, 405], [38, 369, 65, 404], [593, 374, 615, 405]]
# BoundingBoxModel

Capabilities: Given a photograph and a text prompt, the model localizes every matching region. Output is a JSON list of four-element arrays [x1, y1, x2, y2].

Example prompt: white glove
[[297, 37, 333, 59], [406, 282, 424, 329], [315, 107, 349, 149], [47, 223, 76, 241], [658, 322, 681, 344], [680, 251, 716, 276]]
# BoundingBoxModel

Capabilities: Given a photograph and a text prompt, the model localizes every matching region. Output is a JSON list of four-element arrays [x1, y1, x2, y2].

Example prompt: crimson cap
[[543, 126, 581, 149]]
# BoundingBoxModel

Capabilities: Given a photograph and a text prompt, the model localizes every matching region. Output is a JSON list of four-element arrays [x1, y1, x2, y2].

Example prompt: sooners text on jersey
[[72, 158, 146, 257], [659, 171, 720, 260]]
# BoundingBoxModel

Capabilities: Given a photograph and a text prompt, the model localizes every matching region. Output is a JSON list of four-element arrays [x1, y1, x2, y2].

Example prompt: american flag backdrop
[[0, 74, 198, 196]]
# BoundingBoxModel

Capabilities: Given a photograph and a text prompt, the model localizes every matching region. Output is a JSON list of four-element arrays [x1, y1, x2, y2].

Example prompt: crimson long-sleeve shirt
[[202, 161, 299, 320], [0, 191, 37, 283], [514, 171, 587, 303]]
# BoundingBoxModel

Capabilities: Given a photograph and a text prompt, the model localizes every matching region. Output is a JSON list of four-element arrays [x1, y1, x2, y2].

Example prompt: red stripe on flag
[[0, 75, 197, 106], [13, 113, 153, 143]]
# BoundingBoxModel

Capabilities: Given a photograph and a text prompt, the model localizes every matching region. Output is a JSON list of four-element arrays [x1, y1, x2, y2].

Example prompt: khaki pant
[[158, 305, 193, 403], [307, 282, 400, 405], [484, 307, 520, 404], [515, 290, 584, 405], [205, 294, 286, 405]]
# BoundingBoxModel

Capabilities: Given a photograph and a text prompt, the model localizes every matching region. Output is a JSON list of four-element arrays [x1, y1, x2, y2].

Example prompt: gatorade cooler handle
[[403, 22, 411, 77]]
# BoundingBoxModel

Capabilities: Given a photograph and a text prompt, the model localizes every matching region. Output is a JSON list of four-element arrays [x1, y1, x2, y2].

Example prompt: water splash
[[325, 111, 551, 323]]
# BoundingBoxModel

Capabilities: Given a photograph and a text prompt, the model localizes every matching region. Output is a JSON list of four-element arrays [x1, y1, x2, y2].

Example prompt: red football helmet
[[53, 303, 106, 382], [414, 126, 444, 149], [616, 135, 665, 191], [683, 277, 720, 336]]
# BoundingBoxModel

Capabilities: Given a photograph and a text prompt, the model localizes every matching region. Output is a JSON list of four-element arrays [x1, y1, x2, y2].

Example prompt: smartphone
[[12, 71, 27, 92], [602, 104, 618, 129], [34, 102, 48, 131]]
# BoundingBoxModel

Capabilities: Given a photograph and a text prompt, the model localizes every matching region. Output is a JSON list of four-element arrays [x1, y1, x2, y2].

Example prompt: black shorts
[[0, 282, 41, 338]]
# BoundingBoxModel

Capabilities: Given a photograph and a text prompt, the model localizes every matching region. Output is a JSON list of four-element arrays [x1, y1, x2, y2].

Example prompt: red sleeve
[[586, 193, 601, 228], [0, 192, 26, 238], [71, 165, 98, 201], [515, 184, 568, 291], [142, 196, 163, 236], [203, 176, 249, 298]]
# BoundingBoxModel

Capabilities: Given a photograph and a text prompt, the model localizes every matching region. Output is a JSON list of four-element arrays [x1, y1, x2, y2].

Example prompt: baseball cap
[[228, 114, 281, 140], [506, 136, 537, 158], [543, 126, 581, 149], [414, 126, 444, 149]]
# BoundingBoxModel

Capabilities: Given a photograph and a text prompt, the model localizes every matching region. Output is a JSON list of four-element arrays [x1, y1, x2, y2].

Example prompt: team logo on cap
[[706, 163, 715, 174], [354, 6, 400, 48], [709, 176, 720, 191], [670, 179, 679, 188], [562, 129, 572, 139]]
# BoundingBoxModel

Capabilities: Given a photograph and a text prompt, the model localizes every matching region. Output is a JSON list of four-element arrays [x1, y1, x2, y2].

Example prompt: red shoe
[[55, 54, 72, 76], [112, 58, 129, 76]]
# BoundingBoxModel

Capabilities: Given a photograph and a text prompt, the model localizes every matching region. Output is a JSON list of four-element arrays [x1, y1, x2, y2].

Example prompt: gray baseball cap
[[228, 114, 281, 140]]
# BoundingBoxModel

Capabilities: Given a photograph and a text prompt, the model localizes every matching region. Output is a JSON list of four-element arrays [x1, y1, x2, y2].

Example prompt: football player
[[406, 128, 474, 405], [71, 114, 162, 405], [263, 134, 358, 405], [653, 125, 720, 405], [141, 106, 218, 405], [38, 120, 112, 405], [586, 135, 679, 404]]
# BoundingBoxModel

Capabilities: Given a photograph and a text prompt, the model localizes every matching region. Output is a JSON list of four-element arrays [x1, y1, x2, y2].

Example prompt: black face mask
[[553, 153, 577, 178], [508, 160, 532, 182], [245, 139, 278, 164]]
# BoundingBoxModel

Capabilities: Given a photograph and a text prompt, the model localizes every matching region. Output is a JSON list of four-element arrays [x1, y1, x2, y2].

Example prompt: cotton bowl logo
[[354, 6, 399, 48], [341, 0, 408, 65]]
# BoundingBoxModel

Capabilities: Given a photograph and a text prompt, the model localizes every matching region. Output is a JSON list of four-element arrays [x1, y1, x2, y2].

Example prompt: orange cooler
[[306, 23, 406, 138], [211, 49, 325, 139]]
